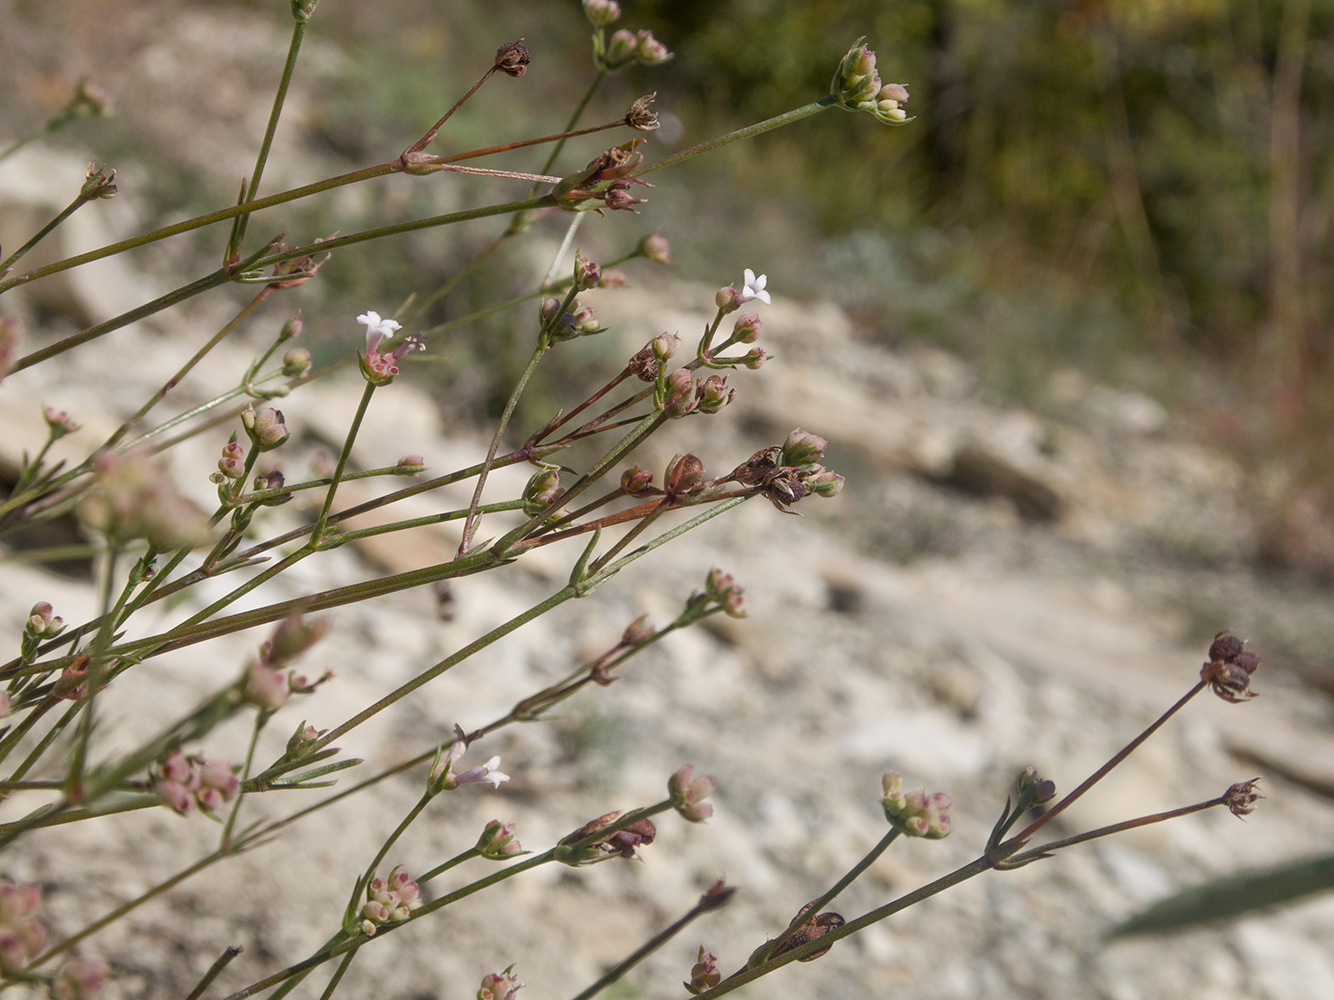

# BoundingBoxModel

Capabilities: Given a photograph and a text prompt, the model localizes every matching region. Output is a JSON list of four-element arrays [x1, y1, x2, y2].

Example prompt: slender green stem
[[232, 18, 308, 248], [700, 857, 994, 999], [764, 828, 900, 959], [417, 848, 481, 885], [360, 792, 432, 895], [306, 584, 578, 753], [1, 702, 71, 781], [312, 382, 377, 545], [459, 344, 548, 553], [6, 195, 552, 374], [1005, 797, 1224, 866], [538, 69, 607, 182], [31, 848, 240, 969], [317, 948, 359, 1000], [633, 98, 836, 179], [1008, 680, 1209, 846], [0, 194, 85, 275], [68, 546, 123, 792], [568, 889, 720, 1000], [110, 288, 274, 449], [0, 163, 398, 296], [221, 713, 269, 849], [8, 268, 233, 373], [184, 946, 244, 1000]]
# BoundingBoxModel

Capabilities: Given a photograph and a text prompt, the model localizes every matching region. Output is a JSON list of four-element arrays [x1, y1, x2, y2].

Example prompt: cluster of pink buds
[[0, 879, 45, 974], [556, 140, 651, 214], [598, 27, 672, 70], [554, 812, 656, 866], [23, 601, 66, 660], [52, 959, 111, 1000], [477, 965, 523, 1000], [151, 748, 241, 816], [357, 310, 426, 386], [240, 406, 289, 451], [669, 764, 717, 822], [684, 947, 721, 995], [542, 296, 603, 342], [475, 820, 526, 860], [726, 431, 844, 512], [360, 867, 422, 936], [42, 405, 80, 438], [212, 434, 246, 483], [239, 613, 331, 712], [830, 38, 912, 126], [704, 569, 746, 619], [659, 369, 734, 419], [1201, 632, 1260, 703], [881, 772, 952, 839], [80, 448, 208, 550]]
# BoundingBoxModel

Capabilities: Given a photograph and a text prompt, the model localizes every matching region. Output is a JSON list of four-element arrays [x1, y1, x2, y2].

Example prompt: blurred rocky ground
[[2, 4, 1334, 999]]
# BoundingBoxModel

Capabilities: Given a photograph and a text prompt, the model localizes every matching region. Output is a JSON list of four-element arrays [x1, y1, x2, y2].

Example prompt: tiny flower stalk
[[568, 880, 735, 1000]]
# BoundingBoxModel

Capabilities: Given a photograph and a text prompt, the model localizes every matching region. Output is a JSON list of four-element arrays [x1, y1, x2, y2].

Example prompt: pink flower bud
[[282, 347, 312, 377], [731, 312, 763, 343], [634, 29, 672, 65], [52, 959, 110, 1000], [574, 254, 602, 291], [582, 0, 620, 28], [638, 233, 671, 265], [478, 967, 524, 1000], [476, 819, 525, 860], [43, 406, 80, 436], [669, 764, 716, 822], [242, 659, 290, 710], [604, 28, 637, 65], [664, 453, 705, 497], [781, 428, 828, 468], [620, 465, 655, 495]]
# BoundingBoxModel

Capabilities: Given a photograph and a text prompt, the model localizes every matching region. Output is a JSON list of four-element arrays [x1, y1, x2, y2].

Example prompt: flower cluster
[[478, 966, 523, 1000], [475, 820, 526, 860], [358, 310, 426, 385], [726, 430, 844, 512], [1201, 632, 1260, 703], [52, 959, 111, 1000], [881, 772, 953, 838], [0, 879, 45, 974], [554, 812, 657, 866], [831, 38, 911, 125], [151, 748, 241, 816], [239, 614, 331, 712], [669, 764, 717, 822], [685, 947, 721, 995], [80, 448, 209, 550], [360, 868, 422, 936]]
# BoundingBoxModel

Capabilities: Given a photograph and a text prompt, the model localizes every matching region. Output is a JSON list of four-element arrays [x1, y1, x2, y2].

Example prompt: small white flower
[[739, 269, 770, 305], [432, 741, 510, 791], [357, 310, 402, 351], [455, 755, 510, 789]]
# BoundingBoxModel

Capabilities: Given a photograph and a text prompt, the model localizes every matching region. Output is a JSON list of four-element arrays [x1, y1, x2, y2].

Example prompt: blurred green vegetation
[[4, 0, 1332, 567]]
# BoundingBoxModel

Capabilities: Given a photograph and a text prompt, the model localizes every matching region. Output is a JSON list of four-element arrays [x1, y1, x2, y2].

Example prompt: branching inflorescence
[[0, 3, 1259, 998]]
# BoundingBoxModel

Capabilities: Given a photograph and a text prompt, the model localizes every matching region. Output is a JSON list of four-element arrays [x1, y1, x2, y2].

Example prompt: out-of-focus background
[[2, 1, 1334, 998]]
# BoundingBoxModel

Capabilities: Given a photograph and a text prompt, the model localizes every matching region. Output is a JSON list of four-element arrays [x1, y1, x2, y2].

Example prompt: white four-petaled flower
[[739, 269, 770, 305]]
